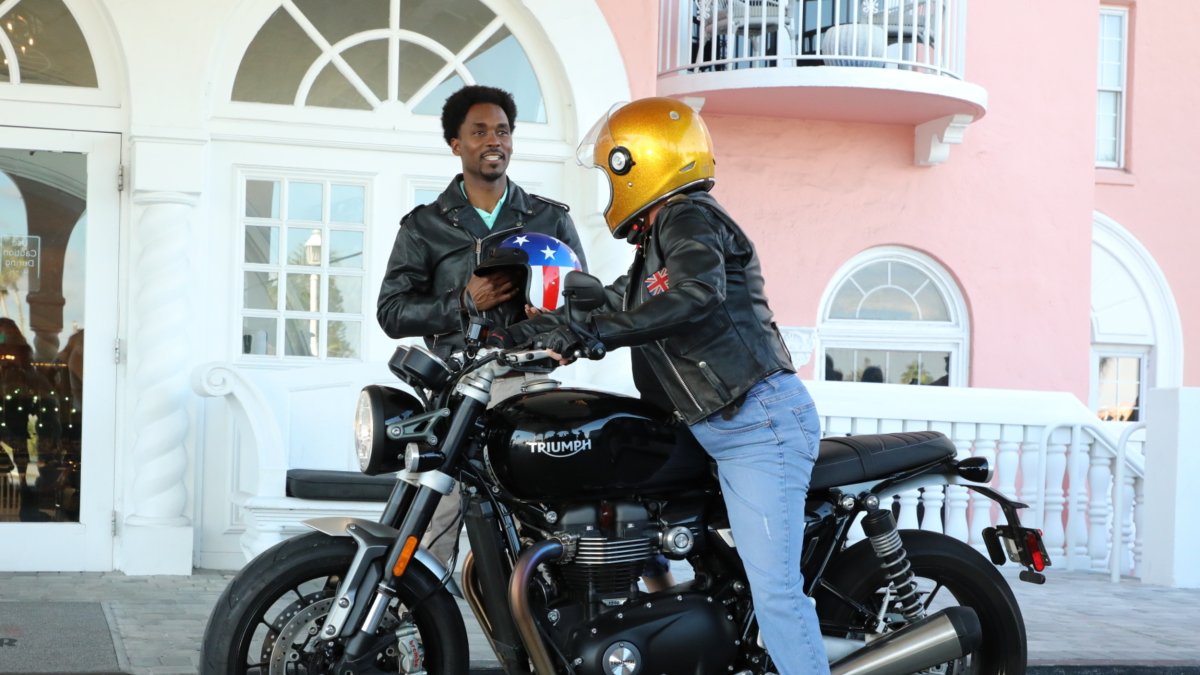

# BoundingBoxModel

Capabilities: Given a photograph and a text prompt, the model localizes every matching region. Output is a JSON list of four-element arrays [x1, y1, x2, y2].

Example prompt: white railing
[[805, 381, 1146, 580], [659, 0, 967, 78]]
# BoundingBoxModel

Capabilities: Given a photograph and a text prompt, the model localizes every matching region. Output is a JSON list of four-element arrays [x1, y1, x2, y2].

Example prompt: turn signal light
[[392, 535, 420, 577]]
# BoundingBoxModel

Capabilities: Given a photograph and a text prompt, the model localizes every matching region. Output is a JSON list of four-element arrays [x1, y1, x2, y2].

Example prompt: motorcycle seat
[[810, 431, 956, 491], [286, 469, 396, 502]]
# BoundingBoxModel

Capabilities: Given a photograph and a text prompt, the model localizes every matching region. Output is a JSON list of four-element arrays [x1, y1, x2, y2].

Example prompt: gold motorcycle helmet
[[577, 97, 716, 240]]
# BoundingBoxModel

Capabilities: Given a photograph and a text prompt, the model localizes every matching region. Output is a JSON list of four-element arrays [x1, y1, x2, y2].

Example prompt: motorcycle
[[200, 271, 1050, 675]]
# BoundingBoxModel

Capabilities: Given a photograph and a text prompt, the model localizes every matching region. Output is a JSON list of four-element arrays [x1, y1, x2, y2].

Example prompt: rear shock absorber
[[860, 504, 925, 623]]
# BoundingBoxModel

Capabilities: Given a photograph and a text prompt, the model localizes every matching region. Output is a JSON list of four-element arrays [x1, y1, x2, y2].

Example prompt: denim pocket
[[702, 395, 773, 436], [792, 401, 822, 461]]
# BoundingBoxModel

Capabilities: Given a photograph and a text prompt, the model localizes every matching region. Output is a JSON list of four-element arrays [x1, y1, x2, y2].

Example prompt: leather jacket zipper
[[657, 341, 702, 414]]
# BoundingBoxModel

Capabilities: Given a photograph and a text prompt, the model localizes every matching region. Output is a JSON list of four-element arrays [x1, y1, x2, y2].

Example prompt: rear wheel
[[815, 530, 1027, 674], [200, 532, 468, 674]]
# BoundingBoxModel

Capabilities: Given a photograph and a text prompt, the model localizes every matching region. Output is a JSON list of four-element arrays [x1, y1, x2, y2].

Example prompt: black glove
[[531, 325, 584, 355]]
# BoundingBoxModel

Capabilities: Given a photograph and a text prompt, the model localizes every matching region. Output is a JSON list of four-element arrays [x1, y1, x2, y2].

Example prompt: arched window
[[231, 0, 545, 121], [818, 247, 969, 386], [0, 0, 97, 87]]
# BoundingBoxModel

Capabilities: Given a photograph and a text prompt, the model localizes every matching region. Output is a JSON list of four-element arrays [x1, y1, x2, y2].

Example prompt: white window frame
[[817, 246, 970, 386], [237, 169, 371, 362], [1096, 7, 1129, 169], [1090, 344, 1148, 421]]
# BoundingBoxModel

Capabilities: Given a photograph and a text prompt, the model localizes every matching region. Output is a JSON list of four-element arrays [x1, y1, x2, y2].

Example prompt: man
[[376, 85, 587, 567], [501, 97, 830, 674]]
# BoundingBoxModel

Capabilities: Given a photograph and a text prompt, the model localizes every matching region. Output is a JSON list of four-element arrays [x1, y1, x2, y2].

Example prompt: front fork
[[334, 393, 488, 666]]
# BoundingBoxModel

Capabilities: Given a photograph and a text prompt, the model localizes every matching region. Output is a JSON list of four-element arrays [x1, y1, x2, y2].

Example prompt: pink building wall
[[595, 1, 1196, 401], [1094, 1, 1200, 387]]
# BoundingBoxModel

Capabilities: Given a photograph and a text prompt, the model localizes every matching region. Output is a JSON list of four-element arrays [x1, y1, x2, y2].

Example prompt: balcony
[[657, 0, 988, 164]]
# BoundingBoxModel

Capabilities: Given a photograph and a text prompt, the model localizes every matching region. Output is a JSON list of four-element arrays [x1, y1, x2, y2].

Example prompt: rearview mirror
[[562, 271, 606, 312]]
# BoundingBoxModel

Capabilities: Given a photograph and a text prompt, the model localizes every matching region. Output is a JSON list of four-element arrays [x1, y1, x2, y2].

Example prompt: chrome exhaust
[[507, 539, 564, 675], [461, 552, 501, 659], [830, 606, 982, 675]]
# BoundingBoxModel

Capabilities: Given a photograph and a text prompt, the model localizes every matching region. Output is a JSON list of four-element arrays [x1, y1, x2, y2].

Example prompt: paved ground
[[0, 562, 1198, 674]]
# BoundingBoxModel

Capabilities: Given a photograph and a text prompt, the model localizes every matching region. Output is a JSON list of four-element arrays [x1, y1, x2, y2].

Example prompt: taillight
[[1026, 531, 1046, 572]]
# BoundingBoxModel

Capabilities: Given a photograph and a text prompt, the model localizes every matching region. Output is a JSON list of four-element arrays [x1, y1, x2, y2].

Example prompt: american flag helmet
[[474, 232, 583, 311]]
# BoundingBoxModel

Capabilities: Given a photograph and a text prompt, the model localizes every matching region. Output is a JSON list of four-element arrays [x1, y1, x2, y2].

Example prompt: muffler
[[830, 606, 982, 675]]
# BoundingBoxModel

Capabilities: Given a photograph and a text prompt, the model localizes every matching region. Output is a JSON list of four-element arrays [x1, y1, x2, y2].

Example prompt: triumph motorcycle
[[201, 272, 1050, 675]]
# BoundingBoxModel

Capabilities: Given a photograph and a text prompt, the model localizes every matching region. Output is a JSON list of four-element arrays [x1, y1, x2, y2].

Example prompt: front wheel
[[200, 531, 469, 674], [815, 530, 1027, 674]]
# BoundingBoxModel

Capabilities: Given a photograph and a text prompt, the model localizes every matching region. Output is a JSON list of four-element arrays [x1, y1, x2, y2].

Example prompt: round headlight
[[353, 385, 424, 475]]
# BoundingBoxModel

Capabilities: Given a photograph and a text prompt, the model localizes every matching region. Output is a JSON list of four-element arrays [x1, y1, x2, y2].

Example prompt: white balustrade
[[660, 0, 966, 77], [804, 380, 1147, 581]]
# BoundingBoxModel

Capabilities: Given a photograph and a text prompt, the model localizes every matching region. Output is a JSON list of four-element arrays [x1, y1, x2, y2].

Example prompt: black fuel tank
[[484, 389, 711, 501]]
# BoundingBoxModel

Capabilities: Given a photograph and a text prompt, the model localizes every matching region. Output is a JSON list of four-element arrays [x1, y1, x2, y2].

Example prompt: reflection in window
[[241, 176, 366, 360], [1096, 354, 1142, 421], [820, 248, 967, 386], [0, 0, 97, 87], [232, 0, 546, 123]]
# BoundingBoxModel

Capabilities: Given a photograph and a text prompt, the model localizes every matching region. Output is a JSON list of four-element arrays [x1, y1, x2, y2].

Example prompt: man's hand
[[466, 272, 518, 311]]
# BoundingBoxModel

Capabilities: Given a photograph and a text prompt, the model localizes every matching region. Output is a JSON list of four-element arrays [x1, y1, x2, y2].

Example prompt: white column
[[119, 137, 206, 575], [1066, 429, 1090, 568], [1042, 428, 1069, 562], [968, 425, 998, 551], [1141, 388, 1200, 588], [943, 422, 973, 543], [1086, 446, 1113, 571]]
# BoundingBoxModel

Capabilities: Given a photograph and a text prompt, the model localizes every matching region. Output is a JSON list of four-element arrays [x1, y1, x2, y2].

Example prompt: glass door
[[0, 127, 119, 571]]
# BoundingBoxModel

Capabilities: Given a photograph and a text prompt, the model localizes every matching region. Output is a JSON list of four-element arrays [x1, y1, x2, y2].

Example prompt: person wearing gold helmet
[[498, 97, 829, 674]]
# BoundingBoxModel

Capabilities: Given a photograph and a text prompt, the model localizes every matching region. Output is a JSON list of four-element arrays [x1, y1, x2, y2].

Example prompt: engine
[[526, 502, 738, 675]]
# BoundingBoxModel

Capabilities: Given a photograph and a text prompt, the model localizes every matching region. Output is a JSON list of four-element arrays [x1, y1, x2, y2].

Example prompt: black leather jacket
[[513, 191, 794, 424], [377, 176, 587, 358]]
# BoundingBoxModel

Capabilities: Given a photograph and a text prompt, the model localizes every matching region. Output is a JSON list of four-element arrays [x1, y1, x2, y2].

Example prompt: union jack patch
[[644, 267, 670, 296]]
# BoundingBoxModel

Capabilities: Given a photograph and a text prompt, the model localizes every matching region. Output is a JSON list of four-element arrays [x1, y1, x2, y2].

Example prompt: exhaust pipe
[[508, 539, 564, 675], [830, 607, 982, 675]]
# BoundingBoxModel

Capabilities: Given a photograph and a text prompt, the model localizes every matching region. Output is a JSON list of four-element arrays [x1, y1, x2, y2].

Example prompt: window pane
[[825, 348, 852, 381], [293, 0, 388, 45], [913, 283, 949, 321], [328, 275, 363, 313], [233, 8, 320, 104], [244, 272, 278, 310], [284, 319, 318, 356], [859, 287, 918, 320], [851, 261, 888, 291], [288, 182, 324, 221], [328, 320, 362, 359], [340, 39, 388, 102], [242, 317, 276, 355], [413, 28, 546, 123], [245, 180, 280, 219], [308, 61, 372, 110], [889, 261, 926, 293], [285, 272, 319, 311], [0, 0, 98, 87], [828, 285, 864, 319], [329, 231, 364, 269], [1095, 92, 1120, 163], [397, 41, 447, 104], [288, 227, 323, 266], [244, 225, 279, 264], [331, 185, 365, 224], [401, 0, 495, 55]]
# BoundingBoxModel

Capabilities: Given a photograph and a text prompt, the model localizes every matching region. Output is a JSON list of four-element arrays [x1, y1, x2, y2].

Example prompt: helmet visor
[[575, 102, 628, 168]]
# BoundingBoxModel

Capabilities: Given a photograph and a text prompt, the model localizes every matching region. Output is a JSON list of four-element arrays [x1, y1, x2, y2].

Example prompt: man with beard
[[376, 85, 587, 568]]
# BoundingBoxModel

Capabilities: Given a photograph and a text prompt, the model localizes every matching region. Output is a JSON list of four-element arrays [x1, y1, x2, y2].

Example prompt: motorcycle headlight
[[354, 385, 424, 475]]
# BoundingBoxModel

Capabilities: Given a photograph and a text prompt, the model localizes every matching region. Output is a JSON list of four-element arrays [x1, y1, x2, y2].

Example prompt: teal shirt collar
[[460, 180, 508, 230]]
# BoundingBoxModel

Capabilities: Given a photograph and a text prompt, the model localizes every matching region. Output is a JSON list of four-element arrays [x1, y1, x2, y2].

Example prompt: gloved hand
[[531, 325, 584, 355]]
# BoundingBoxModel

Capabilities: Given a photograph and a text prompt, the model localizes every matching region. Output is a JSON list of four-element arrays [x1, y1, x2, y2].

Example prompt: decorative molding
[[780, 326, 816, 367], [915, 113, 974, 166], [191, 362, 288, 498]]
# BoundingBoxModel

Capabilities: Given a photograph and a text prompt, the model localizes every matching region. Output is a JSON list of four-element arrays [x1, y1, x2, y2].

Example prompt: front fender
[[304, 516, 463, 598]]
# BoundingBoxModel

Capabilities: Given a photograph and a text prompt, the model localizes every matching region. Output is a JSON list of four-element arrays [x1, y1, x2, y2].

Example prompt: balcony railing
[[661, 0, 967, 76]]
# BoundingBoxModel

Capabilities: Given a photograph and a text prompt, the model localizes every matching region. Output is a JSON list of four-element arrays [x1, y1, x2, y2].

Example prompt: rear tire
[[200, 531, 469, 674], [815, 530, 1027, 674]]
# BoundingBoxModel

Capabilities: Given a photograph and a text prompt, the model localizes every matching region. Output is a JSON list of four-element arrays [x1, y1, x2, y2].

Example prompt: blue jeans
[[689, 371, 830, 675]]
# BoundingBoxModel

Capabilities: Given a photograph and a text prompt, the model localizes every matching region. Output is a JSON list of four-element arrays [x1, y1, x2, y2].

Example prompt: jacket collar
[[435, 174, 536, 221]]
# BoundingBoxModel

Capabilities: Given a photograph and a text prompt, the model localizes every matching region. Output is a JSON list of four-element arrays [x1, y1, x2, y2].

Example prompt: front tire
[[815, 530, 1027, 674], [200, 531, 469, 674]]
